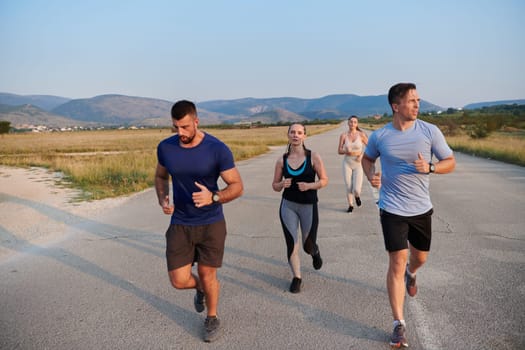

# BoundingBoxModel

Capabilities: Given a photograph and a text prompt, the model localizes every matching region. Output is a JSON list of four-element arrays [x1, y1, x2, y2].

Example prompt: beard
[[179, 132, 196, 144]]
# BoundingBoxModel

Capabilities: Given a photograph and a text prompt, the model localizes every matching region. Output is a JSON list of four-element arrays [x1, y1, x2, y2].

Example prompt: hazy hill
[[51, 94, 173, 125], [49, 94, 234, 126], [464, 99, 525, 109], [0, 93, 71, 111], [199, 94, 442, 118], [246, 108, 306, 124], [2, 91, 523, 129], [0, 104, 91, 128]]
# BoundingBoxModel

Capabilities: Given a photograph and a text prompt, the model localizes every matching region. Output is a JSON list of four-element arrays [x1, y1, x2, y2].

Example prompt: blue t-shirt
[[365, 119, 453, 216], [157, 132, 235, 225]]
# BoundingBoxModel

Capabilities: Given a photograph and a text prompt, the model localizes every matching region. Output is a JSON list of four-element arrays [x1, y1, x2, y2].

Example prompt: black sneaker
[[389, 323, 408, 348], [194, 290, 205, 313], [356, 197, 362, 207], [203, 316, 221, 342], [312, 251, 323, 270], [289, 277, 302, 293], [347, 205, 354, 213]]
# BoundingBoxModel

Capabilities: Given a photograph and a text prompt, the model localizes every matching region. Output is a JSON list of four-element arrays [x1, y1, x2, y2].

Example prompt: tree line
[[361, 104, 525, 139]]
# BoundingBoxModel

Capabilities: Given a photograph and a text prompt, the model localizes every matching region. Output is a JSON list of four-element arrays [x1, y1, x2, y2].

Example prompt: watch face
[[430, 164, 435, 172], [213, 193, 220, 202]]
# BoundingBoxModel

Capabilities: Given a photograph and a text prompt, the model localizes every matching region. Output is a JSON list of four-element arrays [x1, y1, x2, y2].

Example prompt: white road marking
[[408, 298, 442, 350], [367, 180, 442, 349]]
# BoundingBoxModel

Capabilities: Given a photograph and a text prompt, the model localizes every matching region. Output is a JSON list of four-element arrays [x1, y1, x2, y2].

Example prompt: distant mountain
[[0, 104, 92, 128], [0, 93, 237, 127], [0, 92, 71, 111], [199, 94, 442, 120], [247, 108, 306, 124], [198, 94, 442, 119], [51, 94, 174, 125], [463, 99, 525, 110], [11, 91, 525, 129]]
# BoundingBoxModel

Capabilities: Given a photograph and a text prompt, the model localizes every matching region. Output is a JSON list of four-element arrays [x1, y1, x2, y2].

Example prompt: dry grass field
[[363, 121, 525, 166], [446, 132, 525, 166], [0, 124, 338, 200], [2, 123, 523, 200]]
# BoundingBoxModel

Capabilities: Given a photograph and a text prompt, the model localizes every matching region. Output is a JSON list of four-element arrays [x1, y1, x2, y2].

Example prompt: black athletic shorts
[[380, 208, 433, 252], [165, 219, 227, 271]]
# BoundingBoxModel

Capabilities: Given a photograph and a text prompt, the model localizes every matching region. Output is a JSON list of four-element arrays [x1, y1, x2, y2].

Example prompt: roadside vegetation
[[1, 104, 523, 201], [0, 124, 337, 200], [361, 104, 525, 167]]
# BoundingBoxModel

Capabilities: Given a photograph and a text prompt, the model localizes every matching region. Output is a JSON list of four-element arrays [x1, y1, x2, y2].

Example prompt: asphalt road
[[1, 124, 524, 349]]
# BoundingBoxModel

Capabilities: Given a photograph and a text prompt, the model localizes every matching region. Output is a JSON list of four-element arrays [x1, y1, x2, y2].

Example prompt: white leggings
[[342, 156, 363, 205]]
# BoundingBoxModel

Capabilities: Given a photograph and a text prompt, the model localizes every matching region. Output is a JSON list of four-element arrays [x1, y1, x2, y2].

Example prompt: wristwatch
[[428, 162, 435, 174], [212, 192, 220, 203]]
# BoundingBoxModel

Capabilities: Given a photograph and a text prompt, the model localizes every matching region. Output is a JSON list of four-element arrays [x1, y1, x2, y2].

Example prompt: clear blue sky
[[1, 0, 524, 108]]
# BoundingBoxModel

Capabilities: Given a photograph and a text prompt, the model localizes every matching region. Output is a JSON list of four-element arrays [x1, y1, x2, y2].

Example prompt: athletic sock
[[394, 320, 406, 328], [406, 265, 416, 278]]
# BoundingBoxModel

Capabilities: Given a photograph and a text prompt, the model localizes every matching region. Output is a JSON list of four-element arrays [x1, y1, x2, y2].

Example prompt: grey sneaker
[[389, 323, 408, 348], [194, 290, 205, 313], [405, 266, 417, 297], [204, 316, 221, 342]]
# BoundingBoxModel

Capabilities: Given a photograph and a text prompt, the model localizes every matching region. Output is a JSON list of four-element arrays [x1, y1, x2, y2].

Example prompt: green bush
[[0, 120, 11, 134], [469, 122, 490, 139]]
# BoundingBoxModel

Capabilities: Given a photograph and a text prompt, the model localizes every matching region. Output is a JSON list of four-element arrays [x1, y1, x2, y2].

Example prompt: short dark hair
[[171, 100, 197, 120], [388, 83, 416, 106]]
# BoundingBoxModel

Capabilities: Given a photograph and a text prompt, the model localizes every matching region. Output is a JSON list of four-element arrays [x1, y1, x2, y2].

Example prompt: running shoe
[[405, 267, 418, 297], [289, 277, 302, 293], [312, 251, 323, 270], [194, 290, 205, 313], [389, 323, 408, 348], [356, 197, 362, 207], [347, 205, 354, 213], [203, 316, 221, 342]]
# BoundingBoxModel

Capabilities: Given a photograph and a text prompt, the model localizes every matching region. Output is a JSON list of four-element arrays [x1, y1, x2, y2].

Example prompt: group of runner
[[154, 82, 456, 347]]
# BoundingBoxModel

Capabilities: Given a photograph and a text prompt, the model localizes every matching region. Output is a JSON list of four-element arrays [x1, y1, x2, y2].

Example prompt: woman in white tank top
[[337, 115, 368, 212]]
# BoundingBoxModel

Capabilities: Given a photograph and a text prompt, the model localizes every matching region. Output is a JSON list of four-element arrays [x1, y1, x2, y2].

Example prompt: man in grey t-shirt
[[362, 83, 456, 348]]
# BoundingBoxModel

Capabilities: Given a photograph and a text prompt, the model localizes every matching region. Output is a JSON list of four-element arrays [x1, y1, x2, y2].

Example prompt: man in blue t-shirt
[[363, 83, 455, 348], [155, 100, 243, 343]]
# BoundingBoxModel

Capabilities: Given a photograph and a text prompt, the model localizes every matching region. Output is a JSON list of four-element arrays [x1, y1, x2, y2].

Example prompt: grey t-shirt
[[365, 119, 453, 216]]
